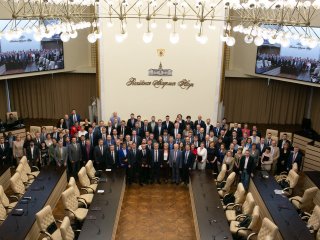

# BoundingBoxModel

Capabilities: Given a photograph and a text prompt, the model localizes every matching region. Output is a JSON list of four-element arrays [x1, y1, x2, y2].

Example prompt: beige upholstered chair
[[222, 182, 247, 210], [60, 216, 80, 240], [0, 185, 17, 212], [301, 205, 320, 231], [290, 187, 318, 212], [30, 126, 41, 138], [20, 156, 40, 178], [0, 202, 7, 225], [215, 164, 227, 184], [279, 132, 293, 141], [78, 167, 98, 193], [317, 228, 320, 240], [16, 164, 34, 186], [266, 129, 278, 138], [225, 192, 255, 222], [230, 123, 242, 128], [275, 163, 298, 181], [247, 217, 279, 240], [68, 177, 93, 206], [42, 126, 54, 133], [218, 172, 236, 198], [230, 205, 260, 238], [62, 187, 88, 222], [10, 172, 26, 198], [36, 205, 62, 240], [278, 169, 299, 196], [85, 160, 99, 181]]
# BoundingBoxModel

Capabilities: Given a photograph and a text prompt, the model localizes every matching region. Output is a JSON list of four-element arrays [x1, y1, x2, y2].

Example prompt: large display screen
[[0, 19, 64, 76], [255, 26, 320, 83]]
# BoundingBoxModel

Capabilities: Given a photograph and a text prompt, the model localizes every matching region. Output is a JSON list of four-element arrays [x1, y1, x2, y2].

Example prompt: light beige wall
[[0, 8, 93, 80], [99, 5, 225, 122]]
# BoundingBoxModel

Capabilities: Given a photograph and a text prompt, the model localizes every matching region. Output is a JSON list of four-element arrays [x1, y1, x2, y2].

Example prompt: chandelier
[[0, 0, 320, 47]]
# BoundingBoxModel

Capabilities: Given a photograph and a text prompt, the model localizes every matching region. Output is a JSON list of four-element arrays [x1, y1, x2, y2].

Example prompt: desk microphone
[[91, 220, 101, 235]]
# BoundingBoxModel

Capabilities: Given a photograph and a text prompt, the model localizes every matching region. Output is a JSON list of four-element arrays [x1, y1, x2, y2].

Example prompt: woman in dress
[[162, 143, 170, 183], [242, 123, 250, 137], [39, 142, 49, 166], [217, 143, 227, 172], [78, 125, 88, 138], [197, 142, 207, 170], [13, 135, 24, 166], [57, 118, 65, 129], [277, 143, 290, 174], [23, 134, 32, 155], [45, 133, 53, 147], [83, 118, 92, 132], [223, 150, 235, 175], [261, 147, 273, 171], [207, 141, 218, 174]]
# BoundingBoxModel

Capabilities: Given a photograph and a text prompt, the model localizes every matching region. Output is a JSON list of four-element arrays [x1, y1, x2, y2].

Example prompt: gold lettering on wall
[[126, 77, 194, 90]]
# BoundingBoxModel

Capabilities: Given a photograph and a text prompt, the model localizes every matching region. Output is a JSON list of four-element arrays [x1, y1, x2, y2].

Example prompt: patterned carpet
[[115, 184, 197, 240]]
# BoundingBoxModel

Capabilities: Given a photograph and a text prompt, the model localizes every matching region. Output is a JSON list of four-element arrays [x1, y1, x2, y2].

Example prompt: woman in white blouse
[[78, 125, 88, 137], [197, 142, 207, 170]]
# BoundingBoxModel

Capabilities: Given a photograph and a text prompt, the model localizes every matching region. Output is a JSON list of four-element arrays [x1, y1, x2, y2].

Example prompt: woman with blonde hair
[[13, 135, 24, 166]]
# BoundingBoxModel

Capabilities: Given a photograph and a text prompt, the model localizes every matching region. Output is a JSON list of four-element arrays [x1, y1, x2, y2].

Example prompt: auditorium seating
[[0, 185, 17, 212], [215, 164, 227, 185], [247, 217, 279, 240], [16, 164, 34, 186], [222, 183, 246, 209], [217, 172, 236, 198], [42, 126, 54, 133], [279, 132, 293, 141], [35, 205, 63, 240], [9, 172, 26, 199], [85, 160, 99, 181], [225, 192, 255, 222], [275, 162, 298, 181], [20, 156, 40, 178], [30, 126, 41, 138], [62, 187, 88, 222], [78, 167, 98, 193], [277, 169, 299, 196], [68, 177, 93, 206], [290, 187, 318, 212], [229, 205, 260, 239], [60, 216, 81, 240], [301, 205, 320, 232]]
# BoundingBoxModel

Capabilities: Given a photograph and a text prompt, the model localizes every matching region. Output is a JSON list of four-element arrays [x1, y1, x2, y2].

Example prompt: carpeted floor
[[115, 184, 197, 240]]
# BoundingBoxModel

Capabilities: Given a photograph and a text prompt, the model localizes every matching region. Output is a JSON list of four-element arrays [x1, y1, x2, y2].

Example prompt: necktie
[[174, 151, 177, 162], [112, 151, 114, 163], [100, 146, 103, 155], [185, 151, 189, 164], [155, 150, 158, 162], [73, 114, 77, 122], [122, 127, 124, 135], [143, 150, 145, 156], [31, 148, 34, 159], [133, 149, 136, 156]]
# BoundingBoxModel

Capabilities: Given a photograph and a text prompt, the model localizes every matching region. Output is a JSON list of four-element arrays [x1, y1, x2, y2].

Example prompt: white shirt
[[244, 157, 249, 169]]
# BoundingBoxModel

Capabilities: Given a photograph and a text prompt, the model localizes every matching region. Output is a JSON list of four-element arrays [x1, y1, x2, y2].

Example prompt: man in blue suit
[[151, 143, 163, 184], [169, 143, 182, 185], [181, 144, 195, 185], [287, 146, 303, 171], [69, 109, 81, 126]]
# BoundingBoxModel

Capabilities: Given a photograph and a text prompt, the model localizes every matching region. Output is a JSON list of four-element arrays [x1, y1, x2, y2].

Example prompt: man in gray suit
[[55, 140, 68, 167], [68, 137, 82, 178], [169, 143, 182, 185]]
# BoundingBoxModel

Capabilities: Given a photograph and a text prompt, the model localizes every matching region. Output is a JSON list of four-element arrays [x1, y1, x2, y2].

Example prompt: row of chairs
[[35, 160, 99, 240]]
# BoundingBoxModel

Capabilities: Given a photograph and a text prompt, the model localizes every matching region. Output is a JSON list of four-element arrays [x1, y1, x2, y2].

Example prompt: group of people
[[0, 111, 302, 189], [0, 47, 63, 73]]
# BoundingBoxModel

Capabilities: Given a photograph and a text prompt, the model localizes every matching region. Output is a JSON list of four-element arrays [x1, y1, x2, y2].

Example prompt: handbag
[[279, 179, 290, 189], [223, 193, 235, 205], [238, 215, 252, 228]]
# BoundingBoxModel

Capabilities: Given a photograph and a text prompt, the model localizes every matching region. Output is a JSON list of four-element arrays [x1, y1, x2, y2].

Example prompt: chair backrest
[[257, 217, 279, 240], [78, 167, 90, 188], [222, 172, 236, 193], [287, 169, 299, 188], [279, 132, 293, 141], [300, 187, 318, 209], [0, 202, 6, 223], [16, 164, 28, 183], [242, 192, 255, 215], [42, 126, 54, 133], [234, 183, 246, 204], [20, 157, 32, 173], [85, 160, 96, 179], [60, 216, 74, 240], [248, 205, 260, 230], [266, 129, 278, 138], [10, 172, 25, 196], [292, 162, 298, 173], [68, 177, 80, 197], [30, 126, 41, 138], [308, 205, 320, 231], [0, 185, 9, 207], [216, 166, 227, 182], [36, 205, 57, 233], [62, 187, 78, 212]]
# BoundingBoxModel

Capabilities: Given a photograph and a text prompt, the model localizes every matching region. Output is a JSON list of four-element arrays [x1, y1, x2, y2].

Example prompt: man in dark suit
[[205, 118, 213, 135], [185, 116, 194, 130], [239, 150, 255, 191], [106, 144, 118, 169], [278, 133, 291, 149], [220, 130, 230, 148], [171, 122, 182, 139], [148, 116, 157, 134], [54, 140, 68, 167], [118, 120, 130, 136], [154, 119, 163, 140], [162, 115, 174, 134], [131, 130, 141, 146], [33, 132, 42, 148], [194, 115, 206, 129], [94, 139, 107, 170], [142, 120, 151, 138], [82, 139, 94, 165], [106, 121, 114, 135], [287, 146, 303, 171], [68, 137, 82, 178], [127, 142, 138, 184], [69, 109, 81, 126], [257, 137, 266, 156], [230, 123, 242, 138], [51, 127, 60, 140], [26, 141, 40, 168], [181, 144, 195, 185], [213, 122, 222, 137], [63, 114, 71, 129], [85, 127, 97, 146], [151, 143, 163, 184], [127, 113, 137, 130], [137, 143, 151, 185], [0, 137, 10, 166], [169, 144, 182, 185], [251, 125, 261, 138], [197, 128, 206, 142]]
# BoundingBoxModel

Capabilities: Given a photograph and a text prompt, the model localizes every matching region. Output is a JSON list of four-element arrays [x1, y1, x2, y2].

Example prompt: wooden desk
[[0, 165, 11, 190], [0, 167, 67, 240], [189, 170, 232, 240], [249, 172, 313, 240], [78, 169, 126, 240], [304, 171, 320, 207]]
